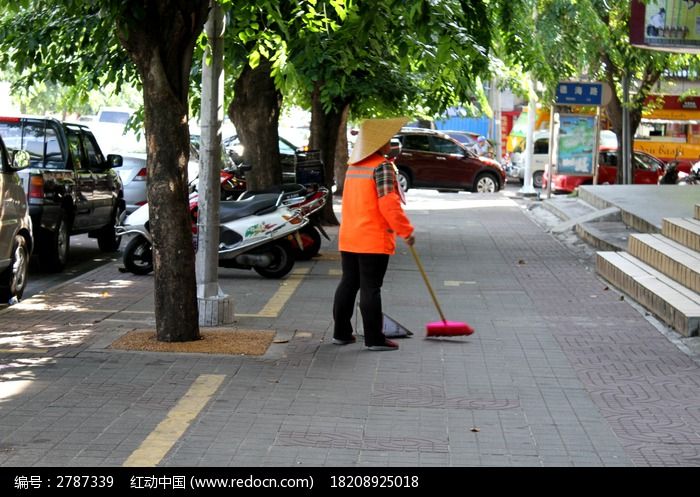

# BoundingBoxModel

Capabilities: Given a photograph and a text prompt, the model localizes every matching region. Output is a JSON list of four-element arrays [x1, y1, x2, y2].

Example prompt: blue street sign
[[556, 82, 604, 106]]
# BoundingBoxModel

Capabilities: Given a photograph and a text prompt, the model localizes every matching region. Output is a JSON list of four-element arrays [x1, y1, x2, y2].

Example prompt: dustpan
[[354, 303, 413, 338], [383, 313, 413, 338]]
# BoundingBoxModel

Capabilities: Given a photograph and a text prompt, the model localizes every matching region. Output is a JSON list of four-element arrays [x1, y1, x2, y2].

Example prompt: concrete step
[[596, 251, 700, 337], [663, 217, 700, 252], [628, 233, 700, 293], [575, 221, 637, 252], [542, 196, 599, 223], [542, 196, 631, 251], [578, 187, 660, 234]]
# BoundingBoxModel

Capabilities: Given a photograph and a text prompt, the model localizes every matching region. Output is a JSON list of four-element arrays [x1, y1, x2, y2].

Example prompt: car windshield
[[445, 132, 477, 145], [279, 137, 297, 154], [224, 135, 299, 156], [432, 137, 463, 155], [634, 153, 663, 171], [99, 111, 131, 125]]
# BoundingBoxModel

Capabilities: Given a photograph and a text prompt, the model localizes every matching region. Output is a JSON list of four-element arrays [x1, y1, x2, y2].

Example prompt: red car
[[544, 148, 665, 193], [394, 128, 506, 193]]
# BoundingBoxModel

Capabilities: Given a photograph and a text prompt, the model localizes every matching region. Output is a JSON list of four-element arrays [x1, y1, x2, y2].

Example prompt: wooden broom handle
[[409, 244, 447, 323]]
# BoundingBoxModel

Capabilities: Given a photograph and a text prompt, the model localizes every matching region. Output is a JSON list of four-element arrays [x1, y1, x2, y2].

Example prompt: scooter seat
[[238, 183, 306, 200], [219, 194, 280, 223]]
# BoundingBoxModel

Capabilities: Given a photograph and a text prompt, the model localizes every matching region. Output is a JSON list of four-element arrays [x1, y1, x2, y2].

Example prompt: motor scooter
[[680, 162, 700, 185], [659, 161, 700, 185], [117, 191, 308, 279], [237, 184, 330, 260]]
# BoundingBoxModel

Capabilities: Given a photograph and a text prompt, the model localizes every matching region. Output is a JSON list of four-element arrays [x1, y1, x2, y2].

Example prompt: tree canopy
[[1, 0, 697, 339]]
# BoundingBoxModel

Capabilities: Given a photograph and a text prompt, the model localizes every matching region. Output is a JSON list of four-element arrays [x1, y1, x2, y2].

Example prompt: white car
[[119, 153, 199, 214]]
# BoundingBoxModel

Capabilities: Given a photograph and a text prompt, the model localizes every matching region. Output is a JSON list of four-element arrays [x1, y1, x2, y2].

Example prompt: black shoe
[[367, 339, 399, 351], [333, 336, 356, 345]]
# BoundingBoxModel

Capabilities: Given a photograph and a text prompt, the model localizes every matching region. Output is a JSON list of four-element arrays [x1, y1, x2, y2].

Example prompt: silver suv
[[0, 136, 32, 304]]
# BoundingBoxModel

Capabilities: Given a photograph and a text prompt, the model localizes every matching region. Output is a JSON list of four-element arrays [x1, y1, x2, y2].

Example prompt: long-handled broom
[[408, 245, 474, 337]]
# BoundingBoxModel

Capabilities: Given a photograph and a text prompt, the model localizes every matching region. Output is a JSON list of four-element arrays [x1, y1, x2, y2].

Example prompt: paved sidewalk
[[0, 190, 698, 468]]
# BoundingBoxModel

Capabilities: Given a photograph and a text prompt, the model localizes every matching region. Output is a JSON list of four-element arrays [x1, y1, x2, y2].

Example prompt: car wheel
[[398, 170, 410, 192], [0, 235, 30, 304], [97, 208, 122, 252], [533, 171, 544, 189], [40, 215, 70, 273], [472, 173, 498, 193]]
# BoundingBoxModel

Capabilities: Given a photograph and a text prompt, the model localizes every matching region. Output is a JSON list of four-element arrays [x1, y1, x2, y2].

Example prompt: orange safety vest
[[338, 153, 414, 255]]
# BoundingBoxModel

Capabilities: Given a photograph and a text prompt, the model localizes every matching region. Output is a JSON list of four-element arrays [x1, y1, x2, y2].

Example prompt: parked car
[[0, 135, 33, 303], [117, 153, 147, 214], [95, 106, 133, 125], [118, 150, 207, 214], [0, 116, 124, 272], [544, 148, 666, 193], [222, 134, 315, 184], [223, 134, 298, 166], [393, 128, 506, 193], [87, 107, 136, 155]]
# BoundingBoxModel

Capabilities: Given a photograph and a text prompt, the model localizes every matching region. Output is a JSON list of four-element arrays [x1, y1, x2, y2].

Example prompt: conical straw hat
[[348, 117, 409, 164]]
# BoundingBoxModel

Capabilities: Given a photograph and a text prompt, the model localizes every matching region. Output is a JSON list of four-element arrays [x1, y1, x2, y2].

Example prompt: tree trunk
[[333, 104, 350, 197], [228, 58, 282, 191], [602, 53, 662, 183], [310, 84, 349, 225], [117, 1, 208, 342]]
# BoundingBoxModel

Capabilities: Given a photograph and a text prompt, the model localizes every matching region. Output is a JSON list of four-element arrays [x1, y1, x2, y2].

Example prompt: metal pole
[[545, 104, 556, 199], [592, 106, 601, 185], [491, 78, 502, 162], [621, 73, 632, 184], [519, 75, 538, 196], [196, 2, 234, 325]]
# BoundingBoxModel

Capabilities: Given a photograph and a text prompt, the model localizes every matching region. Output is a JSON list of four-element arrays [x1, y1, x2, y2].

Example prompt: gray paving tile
[[0, 191, 698, 468]]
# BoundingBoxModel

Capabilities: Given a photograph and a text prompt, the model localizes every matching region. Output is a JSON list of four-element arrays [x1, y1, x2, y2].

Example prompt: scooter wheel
[[123, 236, 154, 275], [253, 241, 295, 279], [292, 225, 322, 261]]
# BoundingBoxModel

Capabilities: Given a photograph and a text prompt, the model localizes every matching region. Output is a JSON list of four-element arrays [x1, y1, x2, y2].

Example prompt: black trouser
[[333, 251, 390, 346]]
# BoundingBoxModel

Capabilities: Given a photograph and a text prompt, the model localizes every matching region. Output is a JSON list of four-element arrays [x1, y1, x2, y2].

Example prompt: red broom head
[[426, 320, 474, 337]]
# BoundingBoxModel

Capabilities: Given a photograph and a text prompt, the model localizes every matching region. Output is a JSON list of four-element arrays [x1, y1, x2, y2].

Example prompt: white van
[[507, 130, 549, 188]]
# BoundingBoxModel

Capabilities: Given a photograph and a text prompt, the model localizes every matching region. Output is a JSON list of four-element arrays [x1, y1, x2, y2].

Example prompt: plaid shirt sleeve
[[373, 161, 398, 198]]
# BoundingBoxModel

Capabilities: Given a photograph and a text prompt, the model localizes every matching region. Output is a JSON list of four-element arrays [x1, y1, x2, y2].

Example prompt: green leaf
[[249, 48, 260, 68]]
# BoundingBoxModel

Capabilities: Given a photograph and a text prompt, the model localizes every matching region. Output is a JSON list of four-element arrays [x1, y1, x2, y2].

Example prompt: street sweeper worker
[[332, 117, 415, 351]]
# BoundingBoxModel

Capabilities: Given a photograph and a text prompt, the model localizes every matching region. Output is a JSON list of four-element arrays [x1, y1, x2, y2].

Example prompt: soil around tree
[[110, 328, 276, 356]]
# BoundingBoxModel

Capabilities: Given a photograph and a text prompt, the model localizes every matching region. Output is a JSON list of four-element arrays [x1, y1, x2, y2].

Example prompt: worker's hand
[[404, 234, 416, 247]]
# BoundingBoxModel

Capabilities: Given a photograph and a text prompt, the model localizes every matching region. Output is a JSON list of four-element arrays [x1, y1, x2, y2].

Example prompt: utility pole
[[520, 1, 538, 197], [519, 75, 538, 197], [621, 73, 632, 184], [490, 78, 502, 162], [196, 1, 234, 326]]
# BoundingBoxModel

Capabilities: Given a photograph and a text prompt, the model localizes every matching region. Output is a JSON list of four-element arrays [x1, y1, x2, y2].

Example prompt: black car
[[394, 128, 506, 193], [223, 134, 323, 185], [0, 116, 124, 272]]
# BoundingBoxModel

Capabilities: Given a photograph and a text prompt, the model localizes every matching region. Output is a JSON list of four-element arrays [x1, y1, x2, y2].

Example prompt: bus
[[634, 94, 700, 172]]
